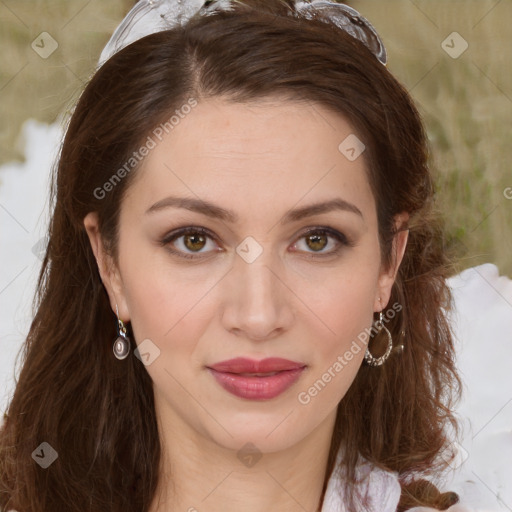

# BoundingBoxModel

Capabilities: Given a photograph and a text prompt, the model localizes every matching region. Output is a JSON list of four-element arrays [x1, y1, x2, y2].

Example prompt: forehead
[[123, 97, 375, 222]]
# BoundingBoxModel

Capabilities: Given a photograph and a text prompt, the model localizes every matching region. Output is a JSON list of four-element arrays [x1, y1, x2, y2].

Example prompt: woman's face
[[85, 97, 407, 453]]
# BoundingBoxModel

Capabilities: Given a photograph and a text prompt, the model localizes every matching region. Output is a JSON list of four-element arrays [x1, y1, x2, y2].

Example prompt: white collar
[[321, 447, 402, 512]]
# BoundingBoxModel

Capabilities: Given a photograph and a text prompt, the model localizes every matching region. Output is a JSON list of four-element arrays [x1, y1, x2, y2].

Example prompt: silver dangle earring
[[364, 308, 393, 367], [113, 304, 130, 360]]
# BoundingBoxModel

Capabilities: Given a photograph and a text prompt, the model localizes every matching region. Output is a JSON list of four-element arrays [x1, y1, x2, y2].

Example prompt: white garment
[[320, 436, 506, 512], [320, 447, 401, 511], [320, 448, 474, 512]]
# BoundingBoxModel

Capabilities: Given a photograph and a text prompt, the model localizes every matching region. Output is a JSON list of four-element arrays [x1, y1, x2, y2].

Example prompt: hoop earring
[[113, 304, 130, 360], [364, 310, 393, 367]]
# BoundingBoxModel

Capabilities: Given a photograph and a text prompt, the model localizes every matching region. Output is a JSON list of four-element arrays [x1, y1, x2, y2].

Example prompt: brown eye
[[183, 233, 207, 252], [292, 227, 351, 257], [161, 227, 219, 260], [305, 233, 328, 252]]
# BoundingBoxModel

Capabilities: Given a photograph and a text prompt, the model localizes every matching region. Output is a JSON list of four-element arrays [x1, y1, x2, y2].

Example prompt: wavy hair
[[0, 1, 461, 510]]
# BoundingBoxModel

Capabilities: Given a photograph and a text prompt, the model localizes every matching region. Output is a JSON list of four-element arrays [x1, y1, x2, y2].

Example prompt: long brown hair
[[0, 1, 461, 510]]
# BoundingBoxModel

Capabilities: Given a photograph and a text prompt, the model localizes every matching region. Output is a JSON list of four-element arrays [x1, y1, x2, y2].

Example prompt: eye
[[291, 227, 352, 257], [160, 227, 220, 260], [160, 225, 352, 260]]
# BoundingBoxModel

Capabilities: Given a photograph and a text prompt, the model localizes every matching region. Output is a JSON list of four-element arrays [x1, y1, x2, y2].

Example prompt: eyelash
[[160, 225, 353, 260]]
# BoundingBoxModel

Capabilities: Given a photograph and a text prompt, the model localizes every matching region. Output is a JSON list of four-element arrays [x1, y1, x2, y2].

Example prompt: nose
[[220, 247, 294, 342]]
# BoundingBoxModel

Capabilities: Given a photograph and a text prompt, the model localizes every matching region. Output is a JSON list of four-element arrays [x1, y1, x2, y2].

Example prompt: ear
[[83, 212, 130, 322], [374, 212, 409, 312]]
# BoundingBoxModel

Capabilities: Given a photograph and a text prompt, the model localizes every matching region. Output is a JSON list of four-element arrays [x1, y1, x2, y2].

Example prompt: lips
[[207, 357, 305, 374], [206, 357, 307, 400]]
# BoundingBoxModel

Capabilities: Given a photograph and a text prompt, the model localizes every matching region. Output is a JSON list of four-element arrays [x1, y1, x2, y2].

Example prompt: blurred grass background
[[1, 0, 511, 276]]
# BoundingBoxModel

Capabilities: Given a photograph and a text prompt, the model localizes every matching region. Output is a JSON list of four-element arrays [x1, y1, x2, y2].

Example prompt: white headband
[[99, 0, 387, 67]]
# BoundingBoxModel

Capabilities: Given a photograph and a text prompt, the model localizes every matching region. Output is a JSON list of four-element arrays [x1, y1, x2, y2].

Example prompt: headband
[[99, 0, 387, 66]]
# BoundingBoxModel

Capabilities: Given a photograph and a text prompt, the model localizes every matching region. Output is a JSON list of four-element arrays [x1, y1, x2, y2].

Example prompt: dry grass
[[357, 1, 512, 277], [1, 0, 511, 275]]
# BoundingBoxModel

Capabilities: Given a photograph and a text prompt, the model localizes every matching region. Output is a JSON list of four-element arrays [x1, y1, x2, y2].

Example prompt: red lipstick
[[207, 357, 306, 400]]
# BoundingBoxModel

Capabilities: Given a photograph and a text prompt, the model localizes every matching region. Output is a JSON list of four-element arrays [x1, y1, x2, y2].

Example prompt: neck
[[148, 404, 337, 512]]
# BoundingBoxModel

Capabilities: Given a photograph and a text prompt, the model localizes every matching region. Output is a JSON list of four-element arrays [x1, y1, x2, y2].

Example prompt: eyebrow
[[145, 195, 364, 223]]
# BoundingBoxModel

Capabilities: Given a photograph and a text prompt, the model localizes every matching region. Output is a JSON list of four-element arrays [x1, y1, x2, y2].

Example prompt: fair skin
[[84, 97, 408, 512]]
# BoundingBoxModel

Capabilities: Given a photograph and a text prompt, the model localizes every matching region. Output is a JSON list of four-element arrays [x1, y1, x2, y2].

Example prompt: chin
[[202, 411, 312, 454]]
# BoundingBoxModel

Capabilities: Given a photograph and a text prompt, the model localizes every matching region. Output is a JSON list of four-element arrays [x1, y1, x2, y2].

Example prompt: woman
[[0, 1, 466, 510]]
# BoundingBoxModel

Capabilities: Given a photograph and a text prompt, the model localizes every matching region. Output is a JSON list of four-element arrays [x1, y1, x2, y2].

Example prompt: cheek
[[118, 240, 194, 345], [118, 238, 223, 372], [327, 274, 376, 341], [294, 258, 379, 403], [295, 249, 380, 343]]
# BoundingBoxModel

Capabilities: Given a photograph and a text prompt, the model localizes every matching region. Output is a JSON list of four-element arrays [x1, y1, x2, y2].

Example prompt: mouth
[[205, 357, 307, 400], [235, 371, 281, 377], [207, 356, 306, 374]]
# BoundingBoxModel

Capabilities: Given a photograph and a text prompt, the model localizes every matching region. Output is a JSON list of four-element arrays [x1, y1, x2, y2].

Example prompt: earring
[[364, 309, 393, 367], [113, 304, 130, 360]]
